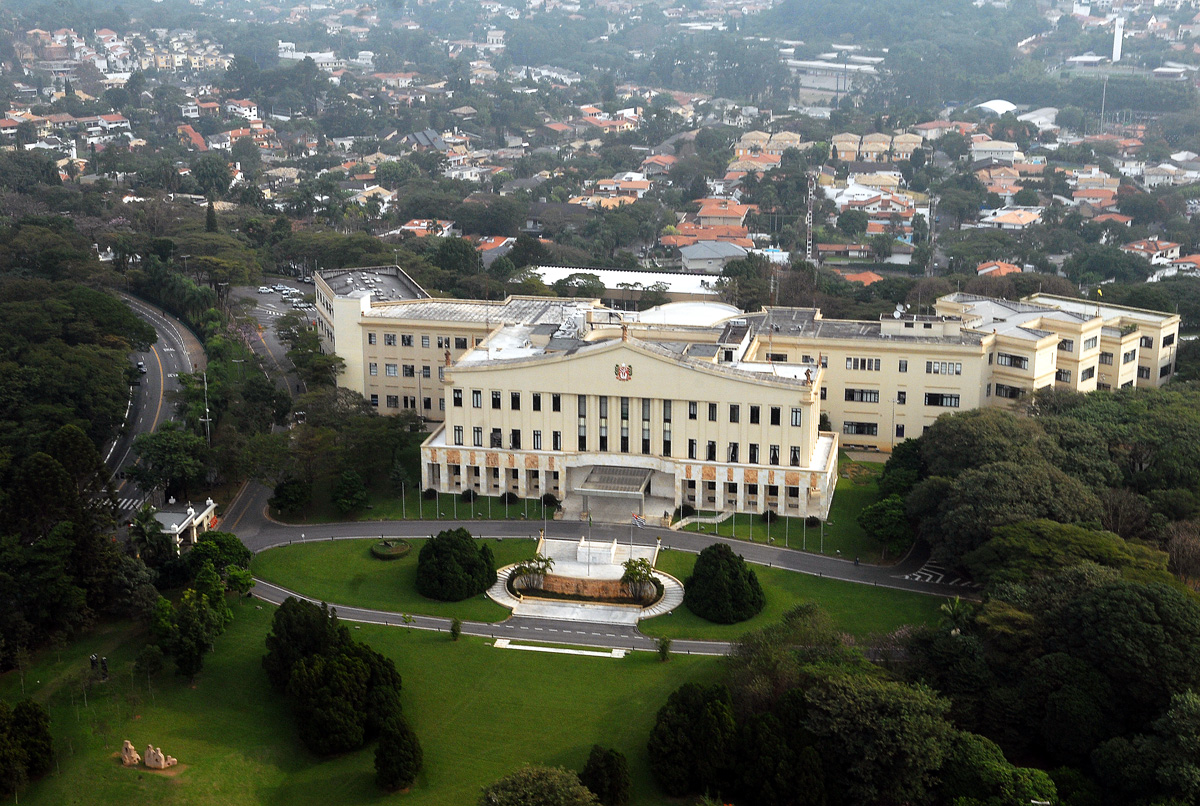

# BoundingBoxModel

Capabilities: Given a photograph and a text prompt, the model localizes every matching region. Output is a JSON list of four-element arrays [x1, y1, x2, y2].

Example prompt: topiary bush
[[541, 493, 560, 510], [422, 487, 438, 500], [371, 539, 411, 560], [683, 543, 765, 624], [675, 503, 697, 520], [500, 491, 520, 505], [415, 528, 496, 601], [461, 488, 478, 503], [761, 509, 779, 524]]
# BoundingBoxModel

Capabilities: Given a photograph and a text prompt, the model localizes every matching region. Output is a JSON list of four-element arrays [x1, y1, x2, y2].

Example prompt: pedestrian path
[[493, 639, 626, 658]]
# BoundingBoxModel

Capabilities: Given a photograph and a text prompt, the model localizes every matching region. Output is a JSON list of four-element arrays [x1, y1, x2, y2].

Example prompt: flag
[[1097, 287, 1103, 297], [632, 513, 645, 528], [587, 514, 592, 527]]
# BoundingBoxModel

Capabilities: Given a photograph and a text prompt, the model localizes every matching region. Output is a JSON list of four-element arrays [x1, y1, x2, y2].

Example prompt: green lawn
[[251, 538, 538, 622], [2, 601, 719, 805], [275, 486, 557, 526], [642, 548, 945, 642], [680, 454, 887, 562]]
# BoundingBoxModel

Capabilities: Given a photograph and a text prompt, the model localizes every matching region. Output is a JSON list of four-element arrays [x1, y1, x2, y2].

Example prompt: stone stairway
[[640, 572, 684, 619], [487, 565, 522, 611]]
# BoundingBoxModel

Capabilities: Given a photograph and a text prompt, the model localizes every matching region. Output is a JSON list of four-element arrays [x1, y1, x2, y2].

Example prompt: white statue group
[[121, 740, 177, 769]]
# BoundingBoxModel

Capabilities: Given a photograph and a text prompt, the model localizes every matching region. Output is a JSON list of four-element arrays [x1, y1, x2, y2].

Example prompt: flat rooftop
[[368, 296, 598, 326], [319, 265, 428, 303]]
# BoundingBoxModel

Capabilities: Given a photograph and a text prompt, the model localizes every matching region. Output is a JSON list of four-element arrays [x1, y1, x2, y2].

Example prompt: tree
[[188, 531, 252, 576], [938, 730, 1057, 804], [619, 558, 655, 603], [433, 237, 483, 277], [332, 469, 369, 515], [415, 528, 496, 601], [683, 543, 765, 624], [10, 701, 52, 779], [271, 476, 311, 515], [803, 676, 954, 805], [0, 703, 29, 796], [160, 588, 225, 678], [205, 200, 218, 233], [375, 716, 423, 792], [647, 683, 736, 797], [856, 494, 914, 557], [579, 745, 630, 806], [130, 422, 207, 498], [192, 153, 231, 199], [129, 503, 174, 566], [263, 598, 349, 690], [226, 566, 255, 595], [480, 766, 600, 806], [837, 209, 869, 237]]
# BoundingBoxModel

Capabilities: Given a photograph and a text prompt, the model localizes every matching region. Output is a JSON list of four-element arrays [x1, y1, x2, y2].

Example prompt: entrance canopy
[[577, 466, 652, 498]]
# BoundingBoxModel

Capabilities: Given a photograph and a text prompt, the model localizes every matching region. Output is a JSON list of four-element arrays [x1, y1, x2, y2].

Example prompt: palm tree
[[129, 503, 173, 565], [938, 596, 976, 634]]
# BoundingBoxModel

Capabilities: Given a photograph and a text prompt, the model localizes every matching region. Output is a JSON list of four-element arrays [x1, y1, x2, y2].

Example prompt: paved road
[[105, 295, 206, 518], [225, 480, 965, 654]]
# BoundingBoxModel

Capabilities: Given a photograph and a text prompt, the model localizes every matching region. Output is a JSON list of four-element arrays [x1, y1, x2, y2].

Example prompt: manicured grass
[[251, 537, 538, 622], [680, 454, 888, 562], [275, 486, 557, 526], [4, 601, 718, 805], [642, 548, 945, 642]]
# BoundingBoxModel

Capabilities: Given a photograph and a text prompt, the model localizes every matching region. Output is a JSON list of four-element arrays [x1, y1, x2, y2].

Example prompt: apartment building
[[315, 267, 1180, 516]]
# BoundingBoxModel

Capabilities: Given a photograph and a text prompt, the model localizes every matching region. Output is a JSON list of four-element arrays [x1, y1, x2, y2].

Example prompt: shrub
[[415, 528, 496, 601], [500, 491, 520, 504], [675, 503, 697, 520], [461, 488, 478, 503], [450, 617, 462, 640], [761, 509, 779, 524], [375, 716, 423, 792], [579, 745, 631, 805], [370, 539, 412, 560], [542, 493, 560, 510], [684, 543, 765, 624], [805, 515, 821, 528], [422, 487, 438, 500]]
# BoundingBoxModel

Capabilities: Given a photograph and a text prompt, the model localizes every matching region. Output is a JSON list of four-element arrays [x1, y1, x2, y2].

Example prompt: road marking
[[118, 344, 165, 493]]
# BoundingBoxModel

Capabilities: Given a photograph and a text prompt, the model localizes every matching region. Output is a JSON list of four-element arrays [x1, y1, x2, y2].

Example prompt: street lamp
[[200, 371, 212, 446]]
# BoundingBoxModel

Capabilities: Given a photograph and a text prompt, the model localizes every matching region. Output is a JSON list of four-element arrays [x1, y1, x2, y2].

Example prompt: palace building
[[314, 267, 1179, 521]]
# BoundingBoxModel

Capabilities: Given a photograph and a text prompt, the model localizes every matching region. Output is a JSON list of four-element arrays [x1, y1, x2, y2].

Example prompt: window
[[688, 439, 697, 459], [706, 441, 717, 461], [898, 359, 908, 373], [401, 334, 413, 347], [1081, 366, 1096, 381], [708, 403, 717, 422], [403, 396, 416, 409], [1055, 368, 1072, 383], [421, 335, 430, 348], [455, 337, 468, 350], [842, 421, 878, 436], [1123, 350, 1137, 364], [437, 336, 449, 349], [472, 390, 482, 408], [1100, 352, 1114, 366], [453, 426, 463, 445], [769, 444, 779, 465], [820, 387, 826, 400], [729, 404, 740, 423], [844, 388, 880, 403], [995, 353, 1028, 370], [368, 333, 376, 345], [766, 352, 787, 362], [1058, 339, 1074, 353], [925, 361, 963, 375], [492, 391, 501, 409], [994, 384, 1021, 399], [386, 395, 399, 408], [384, 333, 397, 347], [748, 443, 759, 464], [924, 393, 960, 408], [423, 365, 432, 378], [663, 400, 672, 422], [510, 430, 521, 449], [1140, 335, 1154, 349], [688, 401, 698, 420], [845, 357, 881, 371], [552, 431, 561, 451], [453, 389, 463, 407], [385, 363, 398, 377], [728, 443, 739, 463], [896, 391, 906, 405], [369, 362, 378, 376], [533, 430, 542, 450], [552, 394, 561, 412], [402, 364, 415, 377], [532, 393, 541, 411], [770, 406, 781, 426], [439, 398, 445, 411], [511, 392, 521, 410], [1084, 336, 1098, 350], [749, 405, 760, 424], [790, 446, 801, 466], [791, 408, 803, 427], [1164, 333, 1176, 347], [1137, 366, 1151, 380], [1161, 363, 1172, 378], [423, 397, 431, 410], [370, 394, 379, 406], [490, 429, 502, 448], [896, 424, 905, 438]]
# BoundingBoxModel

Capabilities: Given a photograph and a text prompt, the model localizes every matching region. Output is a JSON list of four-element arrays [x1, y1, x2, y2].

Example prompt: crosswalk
[[900, 559, 978, 588]]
